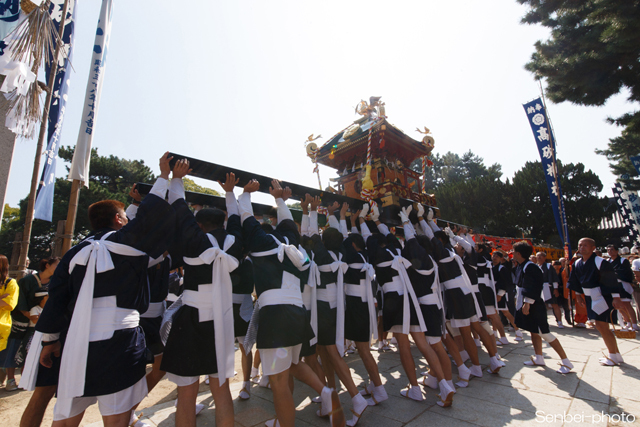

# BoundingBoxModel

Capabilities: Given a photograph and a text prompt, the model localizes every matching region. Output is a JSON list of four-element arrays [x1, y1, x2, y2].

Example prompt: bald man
[[568, 238, 625, 365]]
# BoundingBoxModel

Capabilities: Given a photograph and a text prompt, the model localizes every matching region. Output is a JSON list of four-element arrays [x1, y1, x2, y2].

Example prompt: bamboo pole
[[16, 0, 70, 279], [61, 177, 80, 254]]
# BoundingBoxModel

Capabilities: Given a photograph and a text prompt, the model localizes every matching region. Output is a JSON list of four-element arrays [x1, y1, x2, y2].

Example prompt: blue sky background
[[5, 0, 635, 208]]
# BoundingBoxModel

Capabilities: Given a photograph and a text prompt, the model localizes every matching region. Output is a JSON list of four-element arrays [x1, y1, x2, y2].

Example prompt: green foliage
[[410, 150, 502, 191], [510, 160, 612, 246], [518, 0, 640, 188], [2, 204, 20, 229], [0, 146, 156, 262], [183, 178, 220, 196]]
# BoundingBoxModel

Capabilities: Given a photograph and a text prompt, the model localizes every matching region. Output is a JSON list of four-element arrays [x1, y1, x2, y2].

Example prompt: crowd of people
[[0, 152, 638, 427]]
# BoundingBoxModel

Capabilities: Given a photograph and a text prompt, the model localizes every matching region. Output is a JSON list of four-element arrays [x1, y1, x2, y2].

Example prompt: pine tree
[[518, 0, 640, 188]]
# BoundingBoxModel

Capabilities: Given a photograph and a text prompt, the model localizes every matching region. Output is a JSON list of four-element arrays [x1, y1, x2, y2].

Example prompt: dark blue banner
[[34, 0, 77, 221], [631, 155, 640, 177], [523, 97, 571, 251]]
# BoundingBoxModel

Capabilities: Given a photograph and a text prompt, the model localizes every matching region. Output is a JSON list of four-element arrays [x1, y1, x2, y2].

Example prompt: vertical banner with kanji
[[612, 183, 640, 246], [523, 97, 571, 251], [68, 0, 113, 186], [34, 0, 77, 221]]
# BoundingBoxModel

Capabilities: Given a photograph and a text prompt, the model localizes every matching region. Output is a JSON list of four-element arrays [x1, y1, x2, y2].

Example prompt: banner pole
[[538, 82, 570, 253], [61, 178, 81, 254], [17, 0, 71, 279]]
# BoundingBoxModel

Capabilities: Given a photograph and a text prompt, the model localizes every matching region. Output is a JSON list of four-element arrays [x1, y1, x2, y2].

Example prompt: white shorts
[[427, 336, 441, 345], [485, 306, 497, 316], [446, 322, 460, 337], [53, 376, 148, 421], [166, 373, 218, 387], [236, 336, 246, 345], [388, 325, 425, 334], [449, 315, 479, 329], [258, 344, 302, 376]]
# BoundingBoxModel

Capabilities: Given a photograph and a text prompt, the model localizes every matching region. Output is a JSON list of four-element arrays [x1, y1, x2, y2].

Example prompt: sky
[[4, 0, 636, 209]]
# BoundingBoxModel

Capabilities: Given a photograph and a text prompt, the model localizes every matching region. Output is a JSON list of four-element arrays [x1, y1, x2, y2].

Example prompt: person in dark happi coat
[[569, 238, 625, 366], [606, 245, 639, 331], [308, 198, 368, 426], [417, 207, 504, 379], [397, 207, 456, 406], [476, 244, 508, 344], [536, 252, 566, 329], [239, 180, 340, 427], [161, 167, 242, 427], [334, 203, 387, 407], [31, 153, 176, 426], [232, 255, 255, 400], [512, 241, 573, 373], [492, 251, 522, 341], [123, 185, 189, 427]]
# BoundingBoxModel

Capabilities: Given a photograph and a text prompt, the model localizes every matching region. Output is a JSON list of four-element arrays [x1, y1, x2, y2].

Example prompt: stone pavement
[[83, 324, 640, 426]]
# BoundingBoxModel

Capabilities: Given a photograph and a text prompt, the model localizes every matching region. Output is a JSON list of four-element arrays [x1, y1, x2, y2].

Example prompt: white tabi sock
[[458, 363, 470, 380], [446, 380, 456, 392], [239, 381, 251, 399], [422, 373, 438, 389], [195, 403, 205, 416], [438, 380, 454, 401], [459, 350, 470, 363], [251, 367, 259, 378], [557, 358, 573, 374], [474, 338, 481, 347], [469, 364, 483, 378], [524, 354, 545, 366], [371, 384, 388, 404], [319, 386, 332, 416]]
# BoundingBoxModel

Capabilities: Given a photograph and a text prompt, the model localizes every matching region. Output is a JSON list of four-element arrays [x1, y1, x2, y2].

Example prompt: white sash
[[583, 287, 609, 315], [449, 253, 483, 320], [141, 301, 165, 319], [54, 232, 147, 407], [415, 256, 446, 335], [318, 252, 348, 355], [305, 258, 320, 346], [20, 331, 44, 391], [348, 254, 378, 340], [183, 233, 239, 385], [377, 249, 427, 334]]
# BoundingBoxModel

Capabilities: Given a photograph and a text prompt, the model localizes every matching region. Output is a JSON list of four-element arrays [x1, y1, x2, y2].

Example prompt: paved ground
[[3, 319, 640, 426]]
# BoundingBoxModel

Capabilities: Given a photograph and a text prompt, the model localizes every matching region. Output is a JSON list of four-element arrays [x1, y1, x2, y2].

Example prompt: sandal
[[130, 412, 149, 427], [346, 404, 366, 427], [264, 418, 279, 427], [599, 352, 619, 366], [331, 389, 347, 427], [239, 384, 251, 400], [524, 355, 545, 366], [436, 390, 454, 408]]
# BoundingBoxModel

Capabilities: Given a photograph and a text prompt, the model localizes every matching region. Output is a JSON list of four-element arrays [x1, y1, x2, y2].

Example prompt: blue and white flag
[[612, 183, 640, 246], [630, 155, 640, 177], [33, 0, 77, 221], [523, 97, 571, 250], [68, 0, 113, 187]]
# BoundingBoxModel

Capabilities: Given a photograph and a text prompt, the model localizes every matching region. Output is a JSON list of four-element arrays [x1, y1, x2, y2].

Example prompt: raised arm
[[308, 195, 321, 236], [339, 202, 349, 239], [269, 179, 293, 224], [326, 201, 340, 230]]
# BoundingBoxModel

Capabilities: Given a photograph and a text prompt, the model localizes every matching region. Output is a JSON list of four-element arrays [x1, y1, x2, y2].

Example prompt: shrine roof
[[315, 117, 430, 170]]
